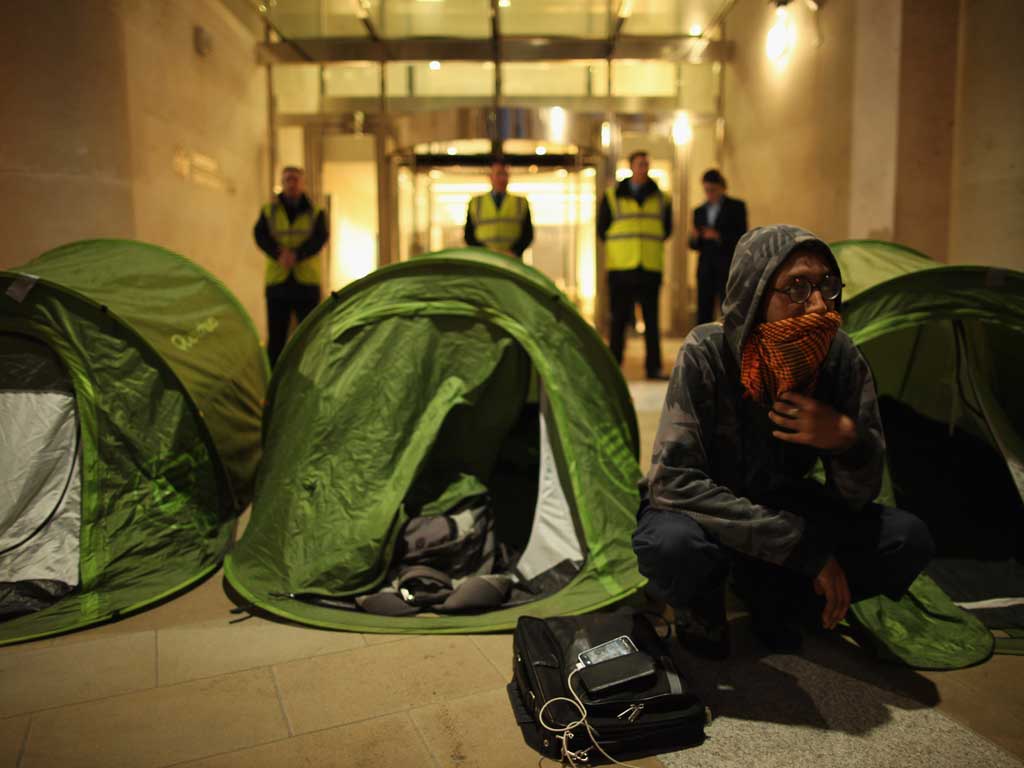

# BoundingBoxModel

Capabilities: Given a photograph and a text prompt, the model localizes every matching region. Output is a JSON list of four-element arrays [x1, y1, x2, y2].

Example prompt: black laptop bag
[[508, 610, 709, 762]]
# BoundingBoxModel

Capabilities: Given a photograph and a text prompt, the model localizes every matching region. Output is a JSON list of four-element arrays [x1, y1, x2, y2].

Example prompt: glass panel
[[611, 60, 677, 98], [272, 65, 321, 114], [679, 62, 718, 113], [264, 0, 369, 37], [274, 126, 306, 188], [322, 135, 379, 289], [500, 0, 609, 38], [502, 61, 608, 97], [380, 0, 491, 38], [323, 62, 381, 98], [386, 61, 494, 98], [623, 0, 731, 37]]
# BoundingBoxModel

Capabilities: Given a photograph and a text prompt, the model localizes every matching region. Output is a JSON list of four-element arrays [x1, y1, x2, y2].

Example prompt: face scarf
[[740, 311, 842, 405]]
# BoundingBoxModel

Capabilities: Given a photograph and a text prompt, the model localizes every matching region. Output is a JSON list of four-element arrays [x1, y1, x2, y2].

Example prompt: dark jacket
[[688, 195, 747, 267], [639, 225, 886, 578], [253, 193, 329, 261], [597, 178, 673, 242]]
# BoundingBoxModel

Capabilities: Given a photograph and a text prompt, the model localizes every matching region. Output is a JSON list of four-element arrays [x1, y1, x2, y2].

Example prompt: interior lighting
[[617, 0, 634, 19], [498, 0, 511, 7], [429, 60, 442, 71], [766, 4, 796, 63], [600, 121, 612, 149], [535, 146, 548, 156], [689, 24, 703, 36], [549, 106, 567, 144], [447, 146, 457, 156], [672, 112, 693, 145]]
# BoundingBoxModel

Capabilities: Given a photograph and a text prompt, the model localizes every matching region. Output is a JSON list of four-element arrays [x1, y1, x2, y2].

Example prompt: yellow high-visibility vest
[[262, 200, 323, 286], [604, 187, 668, 273], [469, 193, 529, 255]]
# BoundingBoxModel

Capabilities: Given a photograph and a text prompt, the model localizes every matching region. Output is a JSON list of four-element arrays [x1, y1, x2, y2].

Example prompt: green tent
[[832, 240, 1024, 668], [0, 239, 267, 644], [225, 249, 645, 633]]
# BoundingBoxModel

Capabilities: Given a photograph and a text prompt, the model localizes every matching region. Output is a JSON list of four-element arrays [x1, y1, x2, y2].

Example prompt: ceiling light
[[498, 0, 511, 7], [447, 146, 457, 156], [429, 60, 441, 71], [689, 24, 703, 36], [535, 146, 547, 156], [600, 121, 612, 149], [617, 0, 634, 20]]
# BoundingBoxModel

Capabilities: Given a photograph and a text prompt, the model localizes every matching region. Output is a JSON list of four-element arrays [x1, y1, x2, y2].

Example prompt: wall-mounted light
[[600, 121, 612, 149], [429, 60, 441, 71], [672, 112, 693, 145], [617, 0, 634, 20], [765, 2, 796, 63], [689, 24, 703, 37]]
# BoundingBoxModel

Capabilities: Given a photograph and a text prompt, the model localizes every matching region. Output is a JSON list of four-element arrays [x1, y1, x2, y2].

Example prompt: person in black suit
[[688, 169, 748, 325]]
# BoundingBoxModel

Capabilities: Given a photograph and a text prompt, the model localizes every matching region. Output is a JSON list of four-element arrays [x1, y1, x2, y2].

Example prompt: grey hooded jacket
[[638, 225, 886, 578]]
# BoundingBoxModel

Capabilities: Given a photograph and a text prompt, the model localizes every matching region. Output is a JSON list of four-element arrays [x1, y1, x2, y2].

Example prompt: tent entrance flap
[[0, 335, 82, 619]]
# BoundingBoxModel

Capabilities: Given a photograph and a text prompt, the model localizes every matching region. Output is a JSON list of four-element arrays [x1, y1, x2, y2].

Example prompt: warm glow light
[[446, 146, 457, 155], [429, 60, 441, 71], [600, 121, 612, 149], [498, 0, 511, 6], [535, 146, 547, 156], [689, 24, 703, 36], [766, 6, 796, 62], [549, 106, 567, 144], [618, 0, 634, 19], [672, 112, 693, 145]]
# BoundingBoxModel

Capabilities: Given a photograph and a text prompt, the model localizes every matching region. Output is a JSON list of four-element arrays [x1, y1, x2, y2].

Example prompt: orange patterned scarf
[[740, 311, 842, 404]]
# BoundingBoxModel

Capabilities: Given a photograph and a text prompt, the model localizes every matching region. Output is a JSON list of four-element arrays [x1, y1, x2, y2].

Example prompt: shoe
[[675, 582, 730, 660]]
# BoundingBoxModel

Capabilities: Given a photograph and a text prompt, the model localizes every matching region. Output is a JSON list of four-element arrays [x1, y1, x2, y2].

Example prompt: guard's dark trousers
[[608, 267, 662, 377], [266, 277, 320, 366]]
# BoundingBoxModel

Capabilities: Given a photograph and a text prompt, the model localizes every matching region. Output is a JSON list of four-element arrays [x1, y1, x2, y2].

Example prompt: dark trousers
[[266, 278, 320, 366], [696, 253, 730, 325], [632, 501, 934, 613], [609, 268, 662, 376]]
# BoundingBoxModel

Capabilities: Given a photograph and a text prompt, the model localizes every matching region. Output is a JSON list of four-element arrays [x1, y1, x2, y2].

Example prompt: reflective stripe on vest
[[604, 188, 667, 273], [263, 200, 322, 286], [470, 194, 527, 254]]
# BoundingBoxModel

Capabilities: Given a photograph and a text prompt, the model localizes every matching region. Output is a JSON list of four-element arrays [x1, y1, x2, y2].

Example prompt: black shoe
[[675, 584, 730, 660]]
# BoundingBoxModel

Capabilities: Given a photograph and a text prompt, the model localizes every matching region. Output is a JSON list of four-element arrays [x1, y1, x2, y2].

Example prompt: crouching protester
[[633, 224, 934, 657]]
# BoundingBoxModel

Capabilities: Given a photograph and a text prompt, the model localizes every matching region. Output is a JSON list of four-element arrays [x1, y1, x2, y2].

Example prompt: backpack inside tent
[[225, 250, 646, 633], [832, 240, 1024, 668], [0, 240, 267, 645]]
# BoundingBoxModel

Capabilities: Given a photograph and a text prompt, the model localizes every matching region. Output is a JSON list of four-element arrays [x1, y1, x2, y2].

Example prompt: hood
[[721, 224, 841, 364]]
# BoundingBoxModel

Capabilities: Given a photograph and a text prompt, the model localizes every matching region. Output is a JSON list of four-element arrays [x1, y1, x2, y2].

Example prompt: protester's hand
[[769, 392, 858, 452], [701, 226, 721, 241], [814, 557, 851, 629]]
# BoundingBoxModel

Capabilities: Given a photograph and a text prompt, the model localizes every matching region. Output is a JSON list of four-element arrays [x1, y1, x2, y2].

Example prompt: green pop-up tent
[[832, 240, 1024, 668], [0, 240, 267, 644], [225, 249, 646, 633]]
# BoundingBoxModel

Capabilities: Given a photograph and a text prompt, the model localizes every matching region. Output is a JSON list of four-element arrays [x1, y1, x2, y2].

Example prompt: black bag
[[508, 610, 709, 762]]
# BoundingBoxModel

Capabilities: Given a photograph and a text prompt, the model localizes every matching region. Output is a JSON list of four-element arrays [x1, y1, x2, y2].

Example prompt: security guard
[[253, 166, 328, 366], [465, 158, 533, 258], [597, 150, 673, 380]]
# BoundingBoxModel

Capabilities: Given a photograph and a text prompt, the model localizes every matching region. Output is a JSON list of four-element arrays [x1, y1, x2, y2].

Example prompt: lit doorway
[[397, 156, 599, 324]]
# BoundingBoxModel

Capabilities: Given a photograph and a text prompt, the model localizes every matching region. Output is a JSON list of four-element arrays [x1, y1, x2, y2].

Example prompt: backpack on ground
[[507, 610, 709, 763]]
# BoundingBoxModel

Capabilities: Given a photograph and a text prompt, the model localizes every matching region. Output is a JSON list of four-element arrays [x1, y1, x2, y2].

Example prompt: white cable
[[536, 668, 644, 768]]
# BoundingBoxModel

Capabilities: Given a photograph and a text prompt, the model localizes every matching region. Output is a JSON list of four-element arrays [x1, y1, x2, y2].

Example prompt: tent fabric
[[0, 239, 267, 645], [225, 249, 645, 633], [829, 239, 938, 302], [833, 242, 1024, 669]]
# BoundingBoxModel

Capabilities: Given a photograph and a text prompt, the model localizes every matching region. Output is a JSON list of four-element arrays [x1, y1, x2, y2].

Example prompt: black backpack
[[508, 610, 709, 763]]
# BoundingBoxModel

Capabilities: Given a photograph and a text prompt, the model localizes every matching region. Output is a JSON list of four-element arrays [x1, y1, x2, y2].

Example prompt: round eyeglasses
[[771, 274, 844, 304]]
